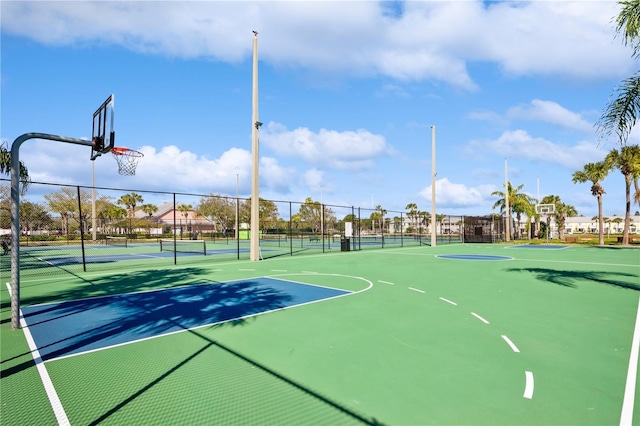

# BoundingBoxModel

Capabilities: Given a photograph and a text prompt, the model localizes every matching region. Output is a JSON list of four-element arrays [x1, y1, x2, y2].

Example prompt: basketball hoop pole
[[10, 132, 94, 329]]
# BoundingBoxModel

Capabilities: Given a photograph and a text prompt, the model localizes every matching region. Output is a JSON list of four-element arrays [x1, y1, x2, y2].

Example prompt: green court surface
[[1, 243, 640, 425]]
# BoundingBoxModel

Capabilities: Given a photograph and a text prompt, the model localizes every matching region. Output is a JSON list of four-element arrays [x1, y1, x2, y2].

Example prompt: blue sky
[[1, 1, 637, 218]]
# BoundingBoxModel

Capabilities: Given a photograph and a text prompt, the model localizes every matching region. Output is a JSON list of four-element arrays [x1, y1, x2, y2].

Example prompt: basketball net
[[111, 147, 143, 176]]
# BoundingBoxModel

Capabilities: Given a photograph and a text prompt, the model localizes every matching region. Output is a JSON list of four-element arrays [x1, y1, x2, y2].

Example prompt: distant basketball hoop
[[111, 147, 143, 176]]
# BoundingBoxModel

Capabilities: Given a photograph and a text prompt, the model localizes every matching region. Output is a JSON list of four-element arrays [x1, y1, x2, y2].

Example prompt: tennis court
[[2, 243, 639, 425]]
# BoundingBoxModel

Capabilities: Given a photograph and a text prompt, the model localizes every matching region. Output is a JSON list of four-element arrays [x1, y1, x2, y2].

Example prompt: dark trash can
[[340, 238, 350, 252]]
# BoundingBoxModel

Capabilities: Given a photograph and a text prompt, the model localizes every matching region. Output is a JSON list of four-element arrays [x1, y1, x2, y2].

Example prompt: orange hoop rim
[[111, 147, 144, 157]]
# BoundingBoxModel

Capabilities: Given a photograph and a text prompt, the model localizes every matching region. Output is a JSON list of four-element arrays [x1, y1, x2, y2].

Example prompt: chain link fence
[[1, 179, 467, 280]]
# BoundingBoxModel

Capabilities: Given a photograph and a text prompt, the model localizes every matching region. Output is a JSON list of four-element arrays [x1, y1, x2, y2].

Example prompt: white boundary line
[[501, 335, 520, 353], [5, 283, 69, 425], [620, 295, 640, 426], [408, 287, 425, 294], [471, 312, 490, 324], [524, 371, 534, 399], [439, 297, 457, 306], [45, 274, 373, 363]]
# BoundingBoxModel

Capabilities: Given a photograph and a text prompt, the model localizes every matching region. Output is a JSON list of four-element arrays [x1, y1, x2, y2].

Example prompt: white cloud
[[1, 1, 632, 89], [261, 122, 391, 170], [475, 130, 604, 169], [303, 168, 324, 192], [420, 177, 496, 208], [507, 99, 594, 133]]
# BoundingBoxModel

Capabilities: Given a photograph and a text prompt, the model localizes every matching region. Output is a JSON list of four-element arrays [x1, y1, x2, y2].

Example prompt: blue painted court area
[[436, 254, 513, 261], [22, 277, 350, 361]]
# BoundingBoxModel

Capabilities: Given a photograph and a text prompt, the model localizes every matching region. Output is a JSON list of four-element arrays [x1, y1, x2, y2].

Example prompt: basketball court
[[2, 242, 639, 425]]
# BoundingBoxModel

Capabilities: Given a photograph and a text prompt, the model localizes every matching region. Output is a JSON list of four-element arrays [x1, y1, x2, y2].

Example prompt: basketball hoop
[[111, 147, 143, 176]]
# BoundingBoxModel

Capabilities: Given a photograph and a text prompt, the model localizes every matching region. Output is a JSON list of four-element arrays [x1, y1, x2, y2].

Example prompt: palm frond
[[597, 72, 640, 145]]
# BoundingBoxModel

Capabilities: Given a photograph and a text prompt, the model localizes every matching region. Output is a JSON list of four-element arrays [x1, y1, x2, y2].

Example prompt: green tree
[[541, 195, 577, 240], [241, 198, 283, 233], [103, 205, 127, 233], [177, 203, 193, 237], [197, 194, 235, 236], [44, 187, 92, 234], [606, 146, 640, 244], [20, 201, 53, 234], [405, 203, 418, 234], [572, 161, 611, 245], [140, 203, 158, 235], [597, 1, 640, 145], [140, 203, 158, 218], [491, 182, 533, 240], [298, 198, 323, 233], [0, 140, 30, 192], [117, 192, 144, 232], [597, 1, 640, 215]]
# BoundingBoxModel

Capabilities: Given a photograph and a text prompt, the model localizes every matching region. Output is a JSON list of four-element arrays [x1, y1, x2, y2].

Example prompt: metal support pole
[[10, 133, 94, 329], [431, 125, 437, 247], [250, 31, 261, 261]]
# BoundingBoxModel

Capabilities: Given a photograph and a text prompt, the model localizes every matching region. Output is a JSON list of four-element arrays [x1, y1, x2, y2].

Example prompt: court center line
[[408, 287, 425, 294], [471, 312, 490, 324], [620, 295, 640, 426], [378, 280, 394, 285], [501, 335, 520, 353], [524, 371, 534, 399], [5, 283, 70, 426], [439, 297, 457, 306]]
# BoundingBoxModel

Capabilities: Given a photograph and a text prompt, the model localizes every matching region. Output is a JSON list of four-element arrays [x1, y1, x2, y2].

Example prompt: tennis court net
[[159, 239, 207, 255], [105, 236, 128, 247]]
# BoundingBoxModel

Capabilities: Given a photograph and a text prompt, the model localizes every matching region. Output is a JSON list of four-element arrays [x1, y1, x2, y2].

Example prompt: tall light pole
[[236, 173, 239, 240], [431, 125, 437, 247], [250, 30, 261, 261], [505, 158, 510, 242]]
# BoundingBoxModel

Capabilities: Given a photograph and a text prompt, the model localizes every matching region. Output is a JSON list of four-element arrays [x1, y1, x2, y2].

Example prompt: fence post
[[77, 186, 87, 272]]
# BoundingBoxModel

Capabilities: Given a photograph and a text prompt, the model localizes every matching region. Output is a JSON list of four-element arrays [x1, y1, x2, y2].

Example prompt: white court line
[[238, 268, 255, 271], [5, 283, 69, 425], [620, 295, 640, 426], [524, 371, 534, 399], [471, 312, 490, 324], [439, 297, 457, 306], [270, 269, 287, 272], [408, 287, 425, 294], [378, 280, 395, 285], [501, 335, 520, 353]]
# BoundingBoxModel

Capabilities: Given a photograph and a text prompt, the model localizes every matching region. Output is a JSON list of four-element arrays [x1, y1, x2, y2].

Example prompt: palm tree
[[117, 192, 144, 232], [607, 146, 640, 244], [177, 204, 193, 238], [597, 0, 640, 146], [140, 203, 158, 218], [572, 161, 611, 246], [541, 195, 577, 240], [491, 182, 532, 240], [597, 1, 640, 211], [405, 203, 418, 234], [1, 140, 30, 191], [374, 205, 386, 234], [140, 203, 158, 235]]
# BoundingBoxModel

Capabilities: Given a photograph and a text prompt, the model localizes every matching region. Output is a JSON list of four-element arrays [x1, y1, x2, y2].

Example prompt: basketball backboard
[[90, 94, 115, 160], [535, 203, 555, 215]]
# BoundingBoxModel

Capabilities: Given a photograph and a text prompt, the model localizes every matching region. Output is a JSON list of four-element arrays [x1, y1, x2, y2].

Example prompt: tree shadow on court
[[87, 326, 385, 426], [505, 267, 640, 291], [1, 269, 291, 378]]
